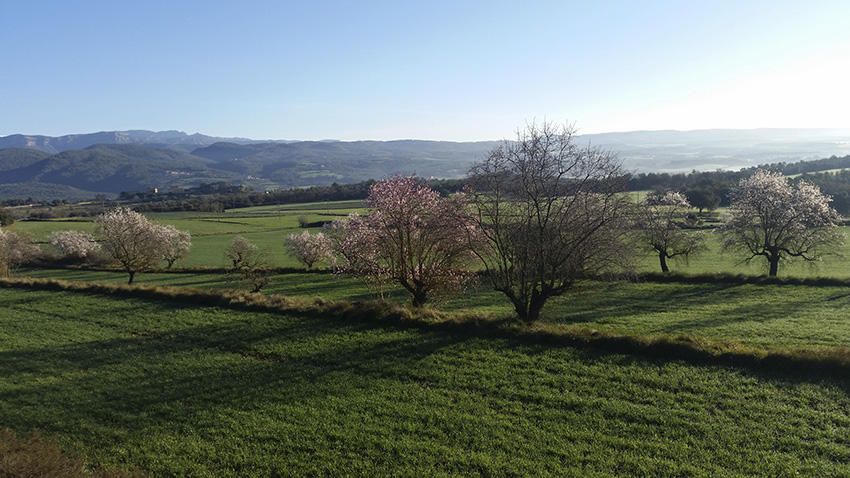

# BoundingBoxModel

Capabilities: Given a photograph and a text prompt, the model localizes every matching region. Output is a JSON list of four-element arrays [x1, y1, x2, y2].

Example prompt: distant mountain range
[[1, 128, 849, 201]]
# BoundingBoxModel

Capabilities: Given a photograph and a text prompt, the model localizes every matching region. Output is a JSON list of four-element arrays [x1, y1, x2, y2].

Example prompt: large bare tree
[[722, 170, 844, 276], [466, 121, 632, 322]]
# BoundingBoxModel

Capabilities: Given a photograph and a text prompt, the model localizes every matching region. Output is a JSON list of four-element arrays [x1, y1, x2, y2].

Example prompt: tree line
[[0, 122, 844, 324]]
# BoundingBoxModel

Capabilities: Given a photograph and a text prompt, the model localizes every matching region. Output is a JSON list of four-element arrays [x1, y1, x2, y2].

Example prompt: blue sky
[[2, 0, 849, 140]]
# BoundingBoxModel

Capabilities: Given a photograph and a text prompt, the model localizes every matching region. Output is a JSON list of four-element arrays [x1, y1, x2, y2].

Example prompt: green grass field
[[2, 288, 849, 476], [7, 199, 850, 475]]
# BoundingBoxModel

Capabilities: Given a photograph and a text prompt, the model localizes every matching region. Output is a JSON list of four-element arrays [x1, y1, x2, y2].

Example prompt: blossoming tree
[[95, 208, 168, 283], [285, 230, 332, 269], [159, 225, 192, 269], [636, 191, 705, 273], [49, 230, 102, 261], [0, 229, 39, 277], [330, 176, 474, 307], [225, 235, 271, 292], [722, 170, 844, 276]]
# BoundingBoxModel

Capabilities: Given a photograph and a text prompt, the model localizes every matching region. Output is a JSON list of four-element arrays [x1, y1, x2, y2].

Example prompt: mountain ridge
[[2, 128, 850, 201]]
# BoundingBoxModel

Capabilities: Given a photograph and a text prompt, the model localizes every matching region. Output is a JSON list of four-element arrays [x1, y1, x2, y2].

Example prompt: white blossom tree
[[0, 229, 39, 277], [722, 170, 844, 276], [49, 230, 101, 261], [158, 225, 192, 268], [95, 207, 166, 284], [225, 235, 272, 292], [636, 191, 705, 273], [285, 230, 332, 269]]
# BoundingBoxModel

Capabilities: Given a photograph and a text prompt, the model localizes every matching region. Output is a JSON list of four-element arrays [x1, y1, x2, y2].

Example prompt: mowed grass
[[20, 268, 850, 350], [1, 287, 849, 476]]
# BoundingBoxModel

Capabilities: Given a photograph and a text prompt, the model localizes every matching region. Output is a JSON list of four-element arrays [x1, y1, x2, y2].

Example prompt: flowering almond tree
[[159, 225, 192, 269], [722, 170, 844, 276], [331, 176, 474, 307], [49, 230, 101, 261], [225, 235, 271, 292], [637, 191, 705, 273], [285, 230, 332, 269], [95, 207, 167, 284]]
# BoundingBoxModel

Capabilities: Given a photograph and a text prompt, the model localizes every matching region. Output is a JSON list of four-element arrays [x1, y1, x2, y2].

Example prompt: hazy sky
[[2, 0, 849, 140]]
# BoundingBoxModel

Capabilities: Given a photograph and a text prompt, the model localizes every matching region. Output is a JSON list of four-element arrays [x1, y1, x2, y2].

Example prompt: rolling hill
[[0, 130, 264, 154], [1, 128, 850, 200]]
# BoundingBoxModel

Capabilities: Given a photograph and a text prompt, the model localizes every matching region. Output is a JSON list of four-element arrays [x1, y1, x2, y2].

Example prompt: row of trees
[[0, 122, 842, 324], [280, 122, 844, 322], [0, 208, 193, 283]]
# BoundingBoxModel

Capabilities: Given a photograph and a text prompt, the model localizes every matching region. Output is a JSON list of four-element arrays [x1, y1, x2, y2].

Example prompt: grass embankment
[[19, 268, 850, 350], [1, 284, 850, 476], [4, 276, 850, 377]]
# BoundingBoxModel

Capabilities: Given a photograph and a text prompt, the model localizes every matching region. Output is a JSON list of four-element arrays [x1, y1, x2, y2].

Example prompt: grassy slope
[[1, 287, 849, 477]]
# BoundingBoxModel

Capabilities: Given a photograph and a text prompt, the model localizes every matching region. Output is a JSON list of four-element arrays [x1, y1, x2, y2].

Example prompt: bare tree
[[636, 191, 705, 273], [722, 170, 844, 276], [466, 121, 633, 322]]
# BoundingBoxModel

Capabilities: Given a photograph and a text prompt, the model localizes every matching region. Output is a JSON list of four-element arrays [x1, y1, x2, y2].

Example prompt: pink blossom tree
[[285, 230, 332, 269], [330, 176, 474, 307], [722, 170, 844, 276]]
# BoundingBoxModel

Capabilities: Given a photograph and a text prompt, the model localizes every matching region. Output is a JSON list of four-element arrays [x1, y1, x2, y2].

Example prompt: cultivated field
[[5, 199, 850, 476]]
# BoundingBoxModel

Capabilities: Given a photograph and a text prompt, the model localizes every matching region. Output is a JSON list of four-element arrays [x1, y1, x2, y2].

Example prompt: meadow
[[6, 199, 850, 475]]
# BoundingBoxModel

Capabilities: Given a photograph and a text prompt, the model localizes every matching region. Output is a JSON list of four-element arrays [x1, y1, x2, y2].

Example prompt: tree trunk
[[659, 252, 670, 273], [127, 271, 135, 284], [513, 294, 547, 322], [411, 289, 428, 308], [768, 254, 780, 277]]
